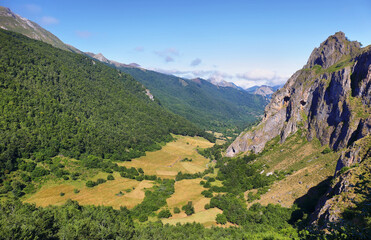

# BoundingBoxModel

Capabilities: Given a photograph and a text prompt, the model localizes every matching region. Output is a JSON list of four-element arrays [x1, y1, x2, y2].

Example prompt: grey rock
[[227, 32, 369, 157]]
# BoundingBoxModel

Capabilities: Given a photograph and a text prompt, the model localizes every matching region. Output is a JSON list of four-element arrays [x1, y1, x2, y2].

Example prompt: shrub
[[107, 174, 115, 180], [216, 214, 227, 224], [63, 175, 69, 180], [204, 203, 210, 210], [201, 190, 213, 198], [138, 215, 148, 222], [173, 207, 181, 214], [31, 167, 50, 179], [322, 147, 332, 154], [86, 181, 97, 188], [158, 209, 172, 218], [96, 178, 106, 184], [182, 201, 195, 216], [74, 189, 80, 194], [60, 192, 65, 196]]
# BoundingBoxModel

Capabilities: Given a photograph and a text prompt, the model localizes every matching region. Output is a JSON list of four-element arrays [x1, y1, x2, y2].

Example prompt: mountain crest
[[305, 31, 361, 69], [227, 32, 370, 157], [0, 6, 16, 18]]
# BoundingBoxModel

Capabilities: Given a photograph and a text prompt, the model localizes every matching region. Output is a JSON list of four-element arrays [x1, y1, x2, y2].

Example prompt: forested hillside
[[117, 67, 266, 134], [0, 29, 212, 178]]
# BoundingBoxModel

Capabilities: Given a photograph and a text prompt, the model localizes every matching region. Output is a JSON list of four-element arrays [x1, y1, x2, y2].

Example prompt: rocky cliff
[[226, 32, 370, 157], [227, 31, 371, 230]]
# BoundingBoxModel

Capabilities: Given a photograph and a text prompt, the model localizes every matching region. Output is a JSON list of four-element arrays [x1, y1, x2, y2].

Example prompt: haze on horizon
[[3, 0, 371, 88]]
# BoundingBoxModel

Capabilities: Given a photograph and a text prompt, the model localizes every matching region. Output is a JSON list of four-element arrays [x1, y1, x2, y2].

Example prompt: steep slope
[[225, 32, 370, 233], [310, 136, 370, 230], [227, 32, 370, 156], [0, 6, 81, 53], [0, 29, 211, 179], [114, 67, 266, 133]]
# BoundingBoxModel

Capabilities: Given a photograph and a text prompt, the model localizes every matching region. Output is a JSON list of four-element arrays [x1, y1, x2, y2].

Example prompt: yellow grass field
[[118, 135, 214, 178], [167, 179, 206, 210], [25, 172, 153, 209], [162, 208, 222, 227]]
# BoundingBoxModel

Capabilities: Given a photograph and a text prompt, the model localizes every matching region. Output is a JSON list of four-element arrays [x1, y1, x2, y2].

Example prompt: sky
[[2, 0, 371, 88]]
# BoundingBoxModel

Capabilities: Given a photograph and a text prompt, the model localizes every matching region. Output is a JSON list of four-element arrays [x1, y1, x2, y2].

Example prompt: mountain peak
[[0, 6, 16, 18], [305, 31, 361, 69]]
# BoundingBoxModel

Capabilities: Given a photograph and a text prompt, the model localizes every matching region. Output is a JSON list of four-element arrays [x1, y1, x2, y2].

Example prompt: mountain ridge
[[226, 31, 370, 230], [0, 6, 81, 53]]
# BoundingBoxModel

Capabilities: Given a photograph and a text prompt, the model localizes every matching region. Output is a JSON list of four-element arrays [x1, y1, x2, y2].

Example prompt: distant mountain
[[85, 52, 140, 69], [204, 78, 243, 90], [245, 85, 282, 98], [113, 66, 267, 133], [85, 51, 267, 133], [0, 6, 81, 53]]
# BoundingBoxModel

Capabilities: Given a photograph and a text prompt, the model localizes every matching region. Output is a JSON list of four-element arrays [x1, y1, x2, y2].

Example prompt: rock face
[[310, 136, 370, 226], [226, 32, 370, 157], [227, 31, 371, 229], [253, 85, 275, 97]]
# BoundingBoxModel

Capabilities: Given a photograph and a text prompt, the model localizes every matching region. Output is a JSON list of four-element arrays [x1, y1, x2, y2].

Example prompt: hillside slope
[[0, 6, 81, 53], [116, 67, 266, 133], [0, 29, 211, 178]]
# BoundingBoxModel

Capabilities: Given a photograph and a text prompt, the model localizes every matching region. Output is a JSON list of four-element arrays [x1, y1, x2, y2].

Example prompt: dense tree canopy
[[0, 29, 213, 177]]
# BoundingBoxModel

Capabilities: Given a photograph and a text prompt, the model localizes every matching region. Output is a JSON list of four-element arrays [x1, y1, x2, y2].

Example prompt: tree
[[158, 209, 172, 218], [216, 214, 227, 224], [182, 201, 195, 216]]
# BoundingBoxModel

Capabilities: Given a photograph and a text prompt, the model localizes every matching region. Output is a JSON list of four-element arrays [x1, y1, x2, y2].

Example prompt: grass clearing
[[118, 135, 213, 178], [162, 208, 222, 227], [167, 179, 206, 211], [24, 172, 153, 209]]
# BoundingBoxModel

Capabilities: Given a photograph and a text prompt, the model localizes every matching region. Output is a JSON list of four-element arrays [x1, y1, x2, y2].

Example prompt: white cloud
[[40, 16, 59, 25], [154, 48, 179, 63], [236, 69, 288, 88], [152, 67, 289, 89], [75, 30, 92, 38], [190, 58, 202, 67]]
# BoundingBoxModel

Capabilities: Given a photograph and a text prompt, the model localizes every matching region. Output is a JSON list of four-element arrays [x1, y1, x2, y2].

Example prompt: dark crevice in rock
[[300, 100, 306, 106]]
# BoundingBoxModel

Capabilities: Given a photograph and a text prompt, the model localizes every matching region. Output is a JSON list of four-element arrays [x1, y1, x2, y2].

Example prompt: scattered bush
[[173, 207, 181, 214], [182, 201, 195, 216], [107, 174, 115, 180], [60, 192, 65, 196], [201, 190, 213, 198], [86, 181, 97, 188], [322, 147, 332, 154], [158, 209, 172, 218]]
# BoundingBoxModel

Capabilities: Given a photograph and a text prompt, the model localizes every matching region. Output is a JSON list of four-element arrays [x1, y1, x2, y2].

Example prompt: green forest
[[117, 66, 266, 134], [0, 29, 213, 179]]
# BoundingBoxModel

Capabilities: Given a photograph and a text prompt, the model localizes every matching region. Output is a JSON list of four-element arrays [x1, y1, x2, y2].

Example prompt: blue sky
[[3, 0, 371, 88]]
